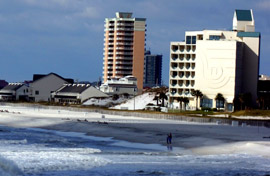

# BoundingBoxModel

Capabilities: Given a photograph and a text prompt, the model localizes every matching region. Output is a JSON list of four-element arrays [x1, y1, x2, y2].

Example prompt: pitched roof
[[235, 10, 252, 21], [1, 83, 24, 91], [57, 84, 91, 93], [33, 73, 74, 83]]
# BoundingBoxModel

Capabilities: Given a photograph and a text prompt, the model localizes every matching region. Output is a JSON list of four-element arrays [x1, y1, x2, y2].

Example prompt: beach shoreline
[[0, 104, 270, 156]]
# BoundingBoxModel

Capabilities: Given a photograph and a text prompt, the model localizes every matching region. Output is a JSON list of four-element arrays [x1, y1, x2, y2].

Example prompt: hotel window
[[200, 98, 213, 108], [192, 36, 196, 44], [216, 100, 225, 108], [186, 36, 191, 44], [209, 35, 221, 40]]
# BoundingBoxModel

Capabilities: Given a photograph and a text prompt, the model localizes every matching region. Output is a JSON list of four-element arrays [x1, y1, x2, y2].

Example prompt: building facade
[[28, 73, 73, 102], [52, 84, 109, 104], [169, 9, 260, 111], [0, 83, 28, 101], [100, 76, 137, 95], [102, 12, 146, 90], [143, 50, 162, 88]]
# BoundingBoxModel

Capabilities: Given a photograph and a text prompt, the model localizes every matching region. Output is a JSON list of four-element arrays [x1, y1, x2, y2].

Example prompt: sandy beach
[[1, 104, 270, 157]]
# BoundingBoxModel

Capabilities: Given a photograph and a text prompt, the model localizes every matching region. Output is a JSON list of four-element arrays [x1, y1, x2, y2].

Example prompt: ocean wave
[[0, 155, 23, 176]]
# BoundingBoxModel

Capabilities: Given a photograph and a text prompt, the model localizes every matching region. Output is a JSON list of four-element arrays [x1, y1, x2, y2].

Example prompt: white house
[[0, 83, 28, 101], [100, 76, 138, 95]]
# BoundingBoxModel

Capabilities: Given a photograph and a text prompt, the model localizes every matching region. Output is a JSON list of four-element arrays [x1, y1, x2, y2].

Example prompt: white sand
[[1, 104, 270, 157]]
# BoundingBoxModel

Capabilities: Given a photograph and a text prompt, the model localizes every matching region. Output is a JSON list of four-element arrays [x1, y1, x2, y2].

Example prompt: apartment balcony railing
[[116, 42, 133, 46], [117, 32, 133, 36], [116, 37, 133, 41], [117, 23, 134, 27], [116, 47, 133, 50], [116, 61, 132, 65], [116, 52, 133, 55], [115, 71, 132, 74], [116, 28, 134, 31], [115, 66, 133, 70], [116, 56, 133, 60]]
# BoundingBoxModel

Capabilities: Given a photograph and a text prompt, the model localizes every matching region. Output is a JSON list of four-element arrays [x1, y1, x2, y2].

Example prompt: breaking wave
[[0, 155, 23, 176]]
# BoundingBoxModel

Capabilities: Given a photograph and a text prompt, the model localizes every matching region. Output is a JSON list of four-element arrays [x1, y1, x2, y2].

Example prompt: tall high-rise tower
[[144, 50, 162, 88], [103, 12, 146, 90]]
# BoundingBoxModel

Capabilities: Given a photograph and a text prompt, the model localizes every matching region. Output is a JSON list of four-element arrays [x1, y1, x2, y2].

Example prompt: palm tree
[[154, 95, 159, 106], [177, 97, 184, 110], [191, 90, 203, 110], [159, 92, 168, 107], [215, 93, 225, 111], [183, 97, 189, 111], [238, 93, 252, 110]]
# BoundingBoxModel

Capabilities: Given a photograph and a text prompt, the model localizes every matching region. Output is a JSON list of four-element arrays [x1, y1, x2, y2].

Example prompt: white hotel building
[[169, 9, 260, 111]]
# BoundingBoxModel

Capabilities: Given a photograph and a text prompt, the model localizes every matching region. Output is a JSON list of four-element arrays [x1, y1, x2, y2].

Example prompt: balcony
[[116, 42, 133, 46], [171, 54, 178, 61], [116, 37, 133, 41], [192, 54, 196, 61], [116, 47, 133, 50], [171, 45, 178, 52], [117, 32, 133, 36], [180, 45, 185, 52], [186, 54, 191, 61], [180, 54, 184, 61], [186, 72, 190, 78], [117, 23, 134, 27], [186, 63, 190, 69], [116, 61, 132, 65], [116, 66, 132, 70], [116, 28, 134, 31], [115, 71, 132, 74], [116, 52, 133, 55], [186, 46, 191, 52], [115, 56, 133, 60], [192, 46, 196, 52]]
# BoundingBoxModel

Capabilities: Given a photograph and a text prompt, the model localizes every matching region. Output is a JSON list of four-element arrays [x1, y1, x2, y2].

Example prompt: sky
[[0, 0, 269, 85]]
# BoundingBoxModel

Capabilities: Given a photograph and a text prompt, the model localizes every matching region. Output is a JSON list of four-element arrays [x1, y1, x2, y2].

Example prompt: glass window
[[200, 98, 213, 108], [216, 100, 224, 108], [186, 36, 191, 44], [192, 36, 196, 44], [35, 90, 39, 95], [209, 35, 220, 40], [227, 103, 233, 111]]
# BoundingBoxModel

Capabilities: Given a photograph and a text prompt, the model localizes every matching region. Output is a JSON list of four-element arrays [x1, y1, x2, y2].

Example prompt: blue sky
[[0, 0, 269, 84]]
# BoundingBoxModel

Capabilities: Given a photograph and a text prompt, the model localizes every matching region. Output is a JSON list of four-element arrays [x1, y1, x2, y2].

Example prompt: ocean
[[0, 125, 270, 176]]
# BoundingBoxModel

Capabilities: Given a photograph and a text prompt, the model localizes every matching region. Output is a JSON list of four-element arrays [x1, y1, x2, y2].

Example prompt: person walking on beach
[[167, 133, 172, 144]]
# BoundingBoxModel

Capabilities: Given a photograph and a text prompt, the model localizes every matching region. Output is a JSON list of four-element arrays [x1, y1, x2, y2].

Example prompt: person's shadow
[[167, 145, 173, 151]]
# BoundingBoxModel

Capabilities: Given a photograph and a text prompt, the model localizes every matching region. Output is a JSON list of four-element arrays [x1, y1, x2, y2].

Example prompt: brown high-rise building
[[103, 12, 146, 90]]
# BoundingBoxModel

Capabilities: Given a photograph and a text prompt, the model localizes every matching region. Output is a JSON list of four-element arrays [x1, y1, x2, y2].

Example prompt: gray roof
[[235, 10, 252, 21], [1, 83, 24, 91], [33, 73, 74, 83], [57, 84, 91, 93]]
